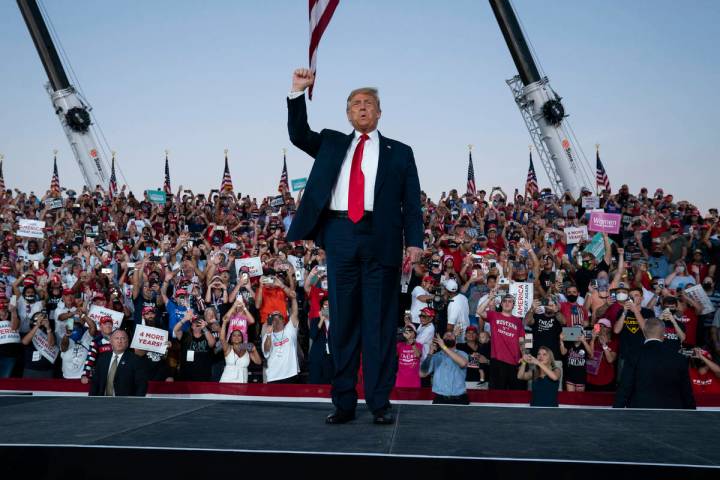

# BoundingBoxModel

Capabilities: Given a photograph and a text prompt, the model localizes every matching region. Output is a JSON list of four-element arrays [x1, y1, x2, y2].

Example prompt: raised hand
[[292, 68, 315, 92]]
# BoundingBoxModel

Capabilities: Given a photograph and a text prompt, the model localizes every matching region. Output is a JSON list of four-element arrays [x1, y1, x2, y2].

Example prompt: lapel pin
[[386, 145, 391, 149]]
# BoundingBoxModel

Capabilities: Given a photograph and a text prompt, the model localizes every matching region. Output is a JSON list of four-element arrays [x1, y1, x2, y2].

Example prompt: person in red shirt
[[586, 318, 618, 391], [485, 226, 505, 254], [688, 249, 710, 285], [559, 285, 589, 327], [689, 348, 720, 396], [477, 291, 524, 390]]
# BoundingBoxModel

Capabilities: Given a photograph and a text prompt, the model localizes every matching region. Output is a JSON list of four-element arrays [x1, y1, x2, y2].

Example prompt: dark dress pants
[[323, 215, 400, 413]]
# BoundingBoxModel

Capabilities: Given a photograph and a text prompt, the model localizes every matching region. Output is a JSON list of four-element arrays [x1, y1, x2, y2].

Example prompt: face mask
[[703, 282, 713, 291], [566, 294, 578, 303], [651, 251, 662, 257], [24, 296, 34, 303], [616, 293, 629, 302], [444, 339, 456, 349]]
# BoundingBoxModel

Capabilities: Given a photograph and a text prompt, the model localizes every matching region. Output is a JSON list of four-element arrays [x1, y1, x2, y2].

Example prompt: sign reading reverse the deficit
[[131, 325, 168, 355]]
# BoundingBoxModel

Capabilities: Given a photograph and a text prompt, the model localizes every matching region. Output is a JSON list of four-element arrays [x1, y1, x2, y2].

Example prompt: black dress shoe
[[372, 409, 395, 425], [326, 409, 356, 424]]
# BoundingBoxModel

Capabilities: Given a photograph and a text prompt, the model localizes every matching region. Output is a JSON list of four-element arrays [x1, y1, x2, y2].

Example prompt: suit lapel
[[374, 132, 390, 200]]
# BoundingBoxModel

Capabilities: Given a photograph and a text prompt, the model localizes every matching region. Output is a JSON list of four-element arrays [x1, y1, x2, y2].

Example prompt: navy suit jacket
[[89, 350, 148, 397], [286, 94, 423, 267], [613, 340, 695, 409]]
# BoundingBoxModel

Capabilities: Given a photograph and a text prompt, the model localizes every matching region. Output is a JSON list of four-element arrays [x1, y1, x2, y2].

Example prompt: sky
[[1, 0, 719, 209]]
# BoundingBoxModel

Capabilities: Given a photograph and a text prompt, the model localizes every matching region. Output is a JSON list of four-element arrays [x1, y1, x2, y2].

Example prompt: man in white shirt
[[445, 279, 470, 344], [262, 296, 300, 383], [410, 276, 435, 324]]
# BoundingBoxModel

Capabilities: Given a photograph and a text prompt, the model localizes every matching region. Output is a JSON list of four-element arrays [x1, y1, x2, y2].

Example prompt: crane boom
[[17, 0, 108, 189], [489, 0, 593, 195]]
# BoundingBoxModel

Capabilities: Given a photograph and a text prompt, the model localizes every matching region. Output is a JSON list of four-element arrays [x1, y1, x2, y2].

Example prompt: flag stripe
[[525, 152, 539, 197], [466, 151, 476, 195], [596, 150, 610, 192], [308, 0, 339, 99]]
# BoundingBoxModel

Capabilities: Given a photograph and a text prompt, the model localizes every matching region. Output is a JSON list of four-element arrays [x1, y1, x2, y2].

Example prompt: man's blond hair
[[346, 87, 381, 112]]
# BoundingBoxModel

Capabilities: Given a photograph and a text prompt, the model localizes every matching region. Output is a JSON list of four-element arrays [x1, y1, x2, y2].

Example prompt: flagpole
[[595, 143, 600, 196]]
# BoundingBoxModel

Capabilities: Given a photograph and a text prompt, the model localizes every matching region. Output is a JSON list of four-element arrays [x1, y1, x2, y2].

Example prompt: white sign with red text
[[510, 282, 533, 318], [88, 305, 124, 330], [18, 219, 46, 239], [31, 329, 59, 363], [235, 256, 263, 278], [0, 321, 20, 345], [564, 226, 589, 245], [130, 324, 168, 355]]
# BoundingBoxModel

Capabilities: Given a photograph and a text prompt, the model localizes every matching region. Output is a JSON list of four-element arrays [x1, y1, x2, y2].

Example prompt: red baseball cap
[[99, 315, 113, 325], [419, 307, 436, 317], [422, 275, 435, 284], [142, 306, 155, 315]]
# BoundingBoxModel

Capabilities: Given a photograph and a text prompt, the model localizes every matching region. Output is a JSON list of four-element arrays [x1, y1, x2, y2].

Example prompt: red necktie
[[348, 133, 369, 223]]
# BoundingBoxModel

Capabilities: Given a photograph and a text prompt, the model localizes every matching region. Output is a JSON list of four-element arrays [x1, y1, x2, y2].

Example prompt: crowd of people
[[0, 181, 719, 405]]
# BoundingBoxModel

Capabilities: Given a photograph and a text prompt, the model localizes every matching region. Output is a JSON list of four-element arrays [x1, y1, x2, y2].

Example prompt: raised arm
[[287, 69, 322, 158]]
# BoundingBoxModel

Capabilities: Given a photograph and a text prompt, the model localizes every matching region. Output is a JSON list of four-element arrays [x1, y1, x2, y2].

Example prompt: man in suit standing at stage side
[[286, 68, 423, 425], [89, 329, 148, 397], [613, 317, 695, 409]]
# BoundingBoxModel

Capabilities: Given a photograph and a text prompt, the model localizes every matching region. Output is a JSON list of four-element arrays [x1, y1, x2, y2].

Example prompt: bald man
[[613, 317, 695, 409]]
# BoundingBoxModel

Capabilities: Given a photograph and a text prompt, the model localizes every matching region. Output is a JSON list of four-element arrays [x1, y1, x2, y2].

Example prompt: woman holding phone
[[220, 308, 261, 383], [517, 346, 561, 406], [308, 297, 333, 384]]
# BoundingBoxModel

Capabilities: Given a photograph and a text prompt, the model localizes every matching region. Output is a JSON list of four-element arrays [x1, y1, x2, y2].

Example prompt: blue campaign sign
[[291, 178, 307, 192], [146, 190, 167, 205]]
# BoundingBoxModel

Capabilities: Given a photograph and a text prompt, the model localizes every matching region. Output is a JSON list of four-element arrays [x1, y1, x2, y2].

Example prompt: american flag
[[108, 154, 117, 199], [525, 151, 539, 197], [163, 152, 172, 195], [466, 149, 476, 195], [596, 148, 610, 193], [308, 0, 339, 100], [0, 157, 5, 195], [279, 152, 289, 193], [50, 154, 60, 194], [221, 151, 234, 192]]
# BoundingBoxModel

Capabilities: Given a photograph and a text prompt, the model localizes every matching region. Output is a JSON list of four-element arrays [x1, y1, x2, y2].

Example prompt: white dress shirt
[[288, 91, 379, 212], [330, 129, 379, 211]]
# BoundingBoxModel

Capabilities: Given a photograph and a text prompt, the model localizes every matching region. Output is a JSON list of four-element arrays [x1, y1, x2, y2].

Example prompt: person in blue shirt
[[420, 332, 469, 405]]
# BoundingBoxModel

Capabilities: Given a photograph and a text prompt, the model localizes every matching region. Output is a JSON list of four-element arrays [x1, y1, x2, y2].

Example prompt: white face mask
[[616, 292, 629, 302]]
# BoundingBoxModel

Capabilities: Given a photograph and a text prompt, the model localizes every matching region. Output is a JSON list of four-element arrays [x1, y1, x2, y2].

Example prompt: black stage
[[0, 396, 718, 479]]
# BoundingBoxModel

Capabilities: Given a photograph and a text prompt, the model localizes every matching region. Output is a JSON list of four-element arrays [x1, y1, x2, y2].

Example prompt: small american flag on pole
[[279, 150, 290, 193], [163, 151, 172, 195], [525, 151, 539, 197], [108, 153, 117, 199], [0, 155, 5, 195], [596, 146, 610, 193], [221, 150, 234, 192], [50, 152, 60, 194], [466, 146, 476, 195], [308, 0, 339, 100]]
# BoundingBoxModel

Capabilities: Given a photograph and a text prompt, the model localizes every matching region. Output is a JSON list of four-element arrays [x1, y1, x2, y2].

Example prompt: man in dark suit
[[286, 68, 423, 424], [89, 329, 148, 397], [613, 317, 695, 409]]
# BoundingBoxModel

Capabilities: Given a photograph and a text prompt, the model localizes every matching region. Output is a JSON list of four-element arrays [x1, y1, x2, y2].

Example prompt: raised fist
[[292, 68, 315, 92]]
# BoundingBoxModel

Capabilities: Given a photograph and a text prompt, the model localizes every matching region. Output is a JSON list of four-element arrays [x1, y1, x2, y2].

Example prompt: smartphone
[[33, 261, 39, 269], [658, 278, 665, 289], [523, 333, 533, 351], [101, 268, 113, 275], [126, 262, 136, 268], [183, 225, 189, 232], [562, 326, 583, 342], [593, 323, 601, 334]]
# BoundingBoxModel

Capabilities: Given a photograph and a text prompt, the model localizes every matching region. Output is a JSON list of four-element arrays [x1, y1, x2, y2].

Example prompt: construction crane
[[489, 0, 594, 196], [17, 0, 109, 190]]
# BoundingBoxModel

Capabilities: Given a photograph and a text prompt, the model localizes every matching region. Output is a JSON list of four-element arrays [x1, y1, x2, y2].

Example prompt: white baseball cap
[[444, 279, 458, 293]]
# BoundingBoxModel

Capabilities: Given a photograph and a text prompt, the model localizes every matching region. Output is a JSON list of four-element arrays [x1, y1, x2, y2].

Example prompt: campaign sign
[[564, 226, 589, 245], [583, 233, 606, 261], [88, 305, 124, 329], [131, 325, 168, 355], [146, 190, 167, 205], [45, 198, 64, 210], [270, 196, 285, 208], [0, 321, 20, 345], [588, 211, 621, 234], [18, 219, 46, 239], [291, 178, 307, 192], [32, 330, 60, 363], [509, 282, 533, 318], [684, 284, 715, 315], [581, 196, 600, 209], [235, 256, 263, 277]]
